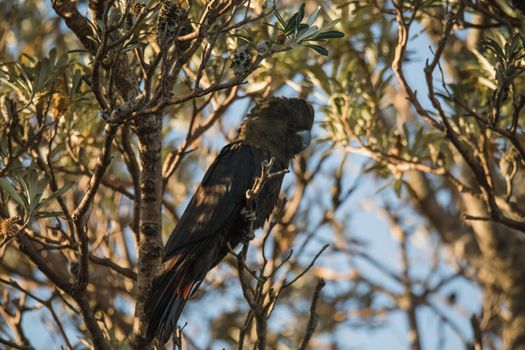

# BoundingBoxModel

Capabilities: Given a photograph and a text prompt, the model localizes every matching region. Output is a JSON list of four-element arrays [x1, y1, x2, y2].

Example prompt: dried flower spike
[[0, 217, 19, 238], [231, 46, 252, 77], [156, 0, 180, 47]]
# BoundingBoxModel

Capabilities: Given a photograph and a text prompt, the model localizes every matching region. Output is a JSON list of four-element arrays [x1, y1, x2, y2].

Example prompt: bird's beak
[[296, 130, 311, 149]]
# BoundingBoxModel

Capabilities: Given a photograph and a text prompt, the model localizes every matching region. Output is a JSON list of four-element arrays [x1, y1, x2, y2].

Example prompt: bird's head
[[237, 97, 315, 159]]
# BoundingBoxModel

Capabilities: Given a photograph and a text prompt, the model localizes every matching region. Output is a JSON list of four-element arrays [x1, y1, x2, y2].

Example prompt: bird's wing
[[163, 141, 262, 259]]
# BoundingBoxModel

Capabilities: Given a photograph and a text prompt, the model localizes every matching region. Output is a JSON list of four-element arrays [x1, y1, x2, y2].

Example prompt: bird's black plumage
[[144, 97, 314, 344]]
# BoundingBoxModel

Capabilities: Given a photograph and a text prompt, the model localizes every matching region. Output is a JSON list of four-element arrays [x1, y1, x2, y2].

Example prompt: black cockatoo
[[145, 97, 314, 344]]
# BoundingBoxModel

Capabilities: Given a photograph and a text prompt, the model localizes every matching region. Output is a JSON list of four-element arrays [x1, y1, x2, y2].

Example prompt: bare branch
[[298, 278, 325, 350]]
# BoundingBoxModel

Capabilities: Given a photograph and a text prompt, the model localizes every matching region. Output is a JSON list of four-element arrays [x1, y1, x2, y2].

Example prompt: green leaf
[[0, 178, 27, 209], [393, 178, 402, 198], [15, 175, 30, 207], [297, 23, 309, 35], [306, 44, 328, 56], [56, 53, 69, 70], [284, 12, 300, 35], [296, 25, 319, 43], [297, 4, 305, 27], [70, 69, 83, 98], [403, 180, 417, 199], [24, 171, 41, 214], [0, 62, 34, 99], [36, 176, 50, 197], [33, 59, 50, 93], [121, 37, 142, 53], [363, 162, 387, 174], [278, 3, 312, 36], [65, 49, 91, 55], [411, 126, 425, 153], [306, 6, 321, 27], [482, 38, 505, 59], [314, 31, 345, 40], [31, 176, 50, 211], [232, 34, 257, 49], [319, 19, 341, 32], [34, 211, 64, 219], [273, 7, 287, 29], [472, 48, 496, 80], [39, 182, 73, 208], [49, 48, 57, 64]]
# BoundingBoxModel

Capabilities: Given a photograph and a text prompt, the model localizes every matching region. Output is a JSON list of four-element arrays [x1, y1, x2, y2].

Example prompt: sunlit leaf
[[306, 6, 321, 27], [319, 19, 341, 33], [296, 25, 319, 43]]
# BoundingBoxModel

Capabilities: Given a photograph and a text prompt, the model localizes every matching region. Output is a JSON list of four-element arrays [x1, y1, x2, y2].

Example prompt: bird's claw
[[240, 207, 256, 222], [240, 207, 256, 244], [241, 230, 255, 244]]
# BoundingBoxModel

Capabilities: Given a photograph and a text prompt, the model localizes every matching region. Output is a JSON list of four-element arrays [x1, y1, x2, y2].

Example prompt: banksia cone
[[231, 46, 252, 77], [156, 0, 179, 47], [156, 0, 192, 51], [0, 217, 19, 238]]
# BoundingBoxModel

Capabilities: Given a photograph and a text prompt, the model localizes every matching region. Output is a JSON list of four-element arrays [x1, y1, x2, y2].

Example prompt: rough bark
[[132, 113, 164, 349], [51, 0, 98, 53]]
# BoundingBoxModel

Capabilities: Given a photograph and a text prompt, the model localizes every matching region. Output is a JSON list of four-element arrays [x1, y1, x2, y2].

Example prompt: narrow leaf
[[71, 69, 82, 97], [306, 44, 328, 56], [34, 211, 65, 219], [471, 48, 496, 80], [284, 13, 299, 34], [320, 19, 341, 32], [296, 25, 319, 43], [393, 179, 402, 198], [273, 7, 287, 29], [39, 182, 73, 208], [314, 31, 345, 40], [0, 179, 27, 209], [306, 6, 321, 27], [297, 4, 305, 26]]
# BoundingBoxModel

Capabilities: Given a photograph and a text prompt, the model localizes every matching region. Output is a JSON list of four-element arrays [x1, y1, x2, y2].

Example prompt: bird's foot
[[240, 207, 256, 244], [241, 229, 255, 244], [240, 207, 257, 222]]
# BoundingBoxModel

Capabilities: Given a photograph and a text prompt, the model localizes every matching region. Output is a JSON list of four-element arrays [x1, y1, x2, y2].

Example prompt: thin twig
[[298, 278, 326, 350], [283, 244, 329, 289]]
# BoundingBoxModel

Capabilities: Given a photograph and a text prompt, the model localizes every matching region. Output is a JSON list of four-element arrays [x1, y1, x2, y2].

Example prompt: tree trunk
[[462, 192, 525, 350], [132, 113, 164, 348]]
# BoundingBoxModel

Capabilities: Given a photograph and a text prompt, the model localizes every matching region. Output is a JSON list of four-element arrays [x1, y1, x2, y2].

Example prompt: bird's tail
[[144, 260, 199, 344]]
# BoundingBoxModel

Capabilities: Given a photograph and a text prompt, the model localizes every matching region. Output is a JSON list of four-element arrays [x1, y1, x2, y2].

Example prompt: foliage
[[1, 0, 525, 350]]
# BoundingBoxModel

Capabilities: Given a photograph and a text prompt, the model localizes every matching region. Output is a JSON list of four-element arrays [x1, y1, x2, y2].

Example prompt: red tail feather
[[182, 282, 194, 300]]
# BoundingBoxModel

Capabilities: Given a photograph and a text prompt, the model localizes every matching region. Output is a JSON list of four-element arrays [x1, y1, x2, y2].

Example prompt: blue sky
[[9, 4, 484, 350]]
